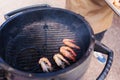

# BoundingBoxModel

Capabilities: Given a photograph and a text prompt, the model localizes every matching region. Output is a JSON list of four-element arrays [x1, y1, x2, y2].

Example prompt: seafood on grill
[[63, 39, 80, 49], [53, 53, 70, 68], [113, 0, 120, 6], [38, 57, 52, 72], [60, 46, 76, 61]]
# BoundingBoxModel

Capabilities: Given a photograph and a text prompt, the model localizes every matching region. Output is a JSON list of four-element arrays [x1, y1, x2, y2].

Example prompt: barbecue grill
[[0, 5, 113, 80]]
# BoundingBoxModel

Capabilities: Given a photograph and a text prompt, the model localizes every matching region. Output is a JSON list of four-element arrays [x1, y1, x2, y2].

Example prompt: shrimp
[[60, 46, 76, 61], [38, 57, 52, 72], [53, 53, 70, 68], [63, 39, 80, 49]]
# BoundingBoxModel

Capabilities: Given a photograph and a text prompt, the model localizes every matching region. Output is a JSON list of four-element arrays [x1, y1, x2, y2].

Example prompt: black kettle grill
[[0, 5, 113, 80]]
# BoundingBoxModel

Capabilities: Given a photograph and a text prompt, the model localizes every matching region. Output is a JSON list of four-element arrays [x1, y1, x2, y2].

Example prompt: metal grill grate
[[5, 21, 81, 73]]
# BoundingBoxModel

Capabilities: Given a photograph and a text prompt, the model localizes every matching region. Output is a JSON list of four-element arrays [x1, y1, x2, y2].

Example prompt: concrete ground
[[0, 0, 120, 80], [104, 14, 120, 80]]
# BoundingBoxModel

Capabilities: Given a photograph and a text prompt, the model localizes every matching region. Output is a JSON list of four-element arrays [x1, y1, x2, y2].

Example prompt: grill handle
[[95, 40, 113, 80], [4, 4, 51, 20]]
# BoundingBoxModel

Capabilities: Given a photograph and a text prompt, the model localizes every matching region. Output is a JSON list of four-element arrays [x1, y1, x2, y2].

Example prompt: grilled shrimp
[[38, 57, 52, 72], [60, 46, 76, 61], [63, 39, 80, 49], [53, 53, 70, 68]]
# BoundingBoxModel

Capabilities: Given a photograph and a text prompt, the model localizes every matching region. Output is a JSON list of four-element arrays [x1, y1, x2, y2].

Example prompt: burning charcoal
[[60, 46, 76, 61], [53, 54, 70, 68], [38, 57, 53, 72], [63, 39, 80, 49]]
